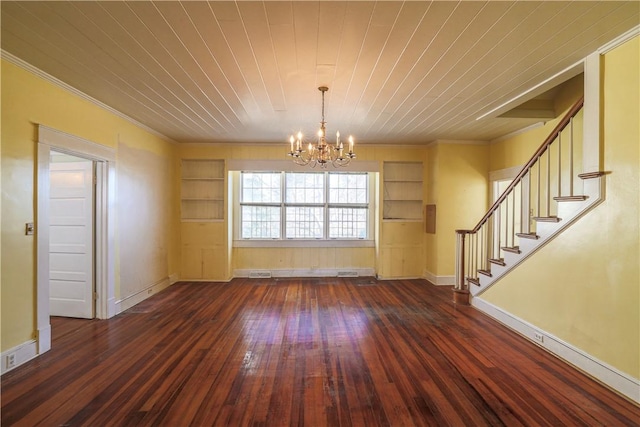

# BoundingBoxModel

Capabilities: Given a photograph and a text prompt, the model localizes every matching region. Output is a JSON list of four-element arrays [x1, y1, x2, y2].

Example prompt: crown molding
[[425, 139, 490, 148], [476, 59, 584, 122], [180, 140, 444, 148], [1, 49, 177, 145], [476, 26, 639, 124], [598, 25, 639, 54], [490, 122, 545, 144]]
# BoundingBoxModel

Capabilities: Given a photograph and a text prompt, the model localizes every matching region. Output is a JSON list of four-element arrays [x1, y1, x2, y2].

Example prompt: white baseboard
[[169, 273, 179, 284], [37, 324, 52, 354], [234, 268, 376, 278], [1, 339, 38, 375], [107, 297, 117, 318], [115, 276, 172, 314], [424, 270, 455, 286], [472, 297, 640, 404]]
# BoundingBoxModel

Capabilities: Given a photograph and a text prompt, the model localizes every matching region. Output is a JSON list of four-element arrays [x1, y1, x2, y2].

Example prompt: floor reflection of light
[[241, 350, 259, 376], [237, 304, 372, 378]]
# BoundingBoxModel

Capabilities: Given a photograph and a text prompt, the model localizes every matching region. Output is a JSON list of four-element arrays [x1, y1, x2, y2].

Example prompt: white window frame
[[233, 170, 375, 248]]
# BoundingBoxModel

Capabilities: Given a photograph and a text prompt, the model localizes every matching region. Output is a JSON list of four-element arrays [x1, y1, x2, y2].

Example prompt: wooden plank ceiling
[[1, 1, 638, 144]]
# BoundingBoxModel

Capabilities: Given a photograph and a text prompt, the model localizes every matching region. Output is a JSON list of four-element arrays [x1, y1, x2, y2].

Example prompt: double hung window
[[240, 172, 369, 240]]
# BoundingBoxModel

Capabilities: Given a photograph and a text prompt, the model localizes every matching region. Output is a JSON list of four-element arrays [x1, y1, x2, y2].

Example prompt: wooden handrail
[[471, 96, 584, 233]]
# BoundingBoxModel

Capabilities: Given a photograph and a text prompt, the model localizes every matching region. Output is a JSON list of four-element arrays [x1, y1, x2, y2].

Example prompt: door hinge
[[93, 291, 98, 300]]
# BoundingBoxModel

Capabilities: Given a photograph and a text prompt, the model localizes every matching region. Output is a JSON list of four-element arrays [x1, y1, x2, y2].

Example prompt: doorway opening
[[36, 125, 116, 354]]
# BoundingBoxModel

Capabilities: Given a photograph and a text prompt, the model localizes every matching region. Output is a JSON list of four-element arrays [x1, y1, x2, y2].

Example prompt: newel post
[[453, 230, 471, 305]]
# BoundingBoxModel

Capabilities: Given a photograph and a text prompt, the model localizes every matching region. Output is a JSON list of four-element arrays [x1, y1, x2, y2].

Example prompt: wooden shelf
[[383, 161, 423, 220], [181, 159, 224, 221]]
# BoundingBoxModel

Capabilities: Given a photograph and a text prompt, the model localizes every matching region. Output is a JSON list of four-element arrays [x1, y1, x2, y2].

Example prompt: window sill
[[233, 239, 375, 248]]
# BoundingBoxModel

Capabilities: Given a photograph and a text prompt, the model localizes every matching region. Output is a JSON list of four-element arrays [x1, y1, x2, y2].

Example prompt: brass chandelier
[[287, 86, 356, 168]]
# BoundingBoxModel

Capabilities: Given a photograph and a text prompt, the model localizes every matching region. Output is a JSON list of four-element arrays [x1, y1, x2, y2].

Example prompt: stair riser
[[557, 199, 590, 219], [517, 238, 538, 252], [470, 176, 604, 297]]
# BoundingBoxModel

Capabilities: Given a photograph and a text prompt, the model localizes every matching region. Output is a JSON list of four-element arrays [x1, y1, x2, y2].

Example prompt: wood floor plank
[[2, 278, 639, 426]]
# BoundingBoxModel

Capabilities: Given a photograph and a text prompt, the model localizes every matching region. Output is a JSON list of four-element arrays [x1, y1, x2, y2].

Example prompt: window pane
[[241, 206, 280, 238], [329, 173, 367, 204], [329, 207, 367, 238], [285, 207, 323, 238], [285, 173, 324, 204], [241, 172, 281, 203]]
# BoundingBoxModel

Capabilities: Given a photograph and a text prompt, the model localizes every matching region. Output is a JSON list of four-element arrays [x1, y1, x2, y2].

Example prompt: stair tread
[[553, 195, 588, 202], [489, 258, 506, 266], [516, 232, 539, 240], [502, 246, 521, 254], [533, 216, 562, 223], [578, 171, 605, 180], [467, 277, 480, 286], [478, 269, 492, 277]]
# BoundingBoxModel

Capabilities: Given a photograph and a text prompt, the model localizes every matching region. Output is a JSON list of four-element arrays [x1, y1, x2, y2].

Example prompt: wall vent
[[249, 271, 272, 278], [337, 271, 359, 278]]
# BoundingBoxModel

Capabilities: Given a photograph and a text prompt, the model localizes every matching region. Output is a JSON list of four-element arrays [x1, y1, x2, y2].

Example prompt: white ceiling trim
[[477, 24, 640, 122], [598, 24, 640, 54], [2, 2, 637, 145], [1, 49, 177, 145], [490, 122, 546, 144], [227, 159, 380, 173], [426, 139, 490, 148], [475, 58, 585, 122]]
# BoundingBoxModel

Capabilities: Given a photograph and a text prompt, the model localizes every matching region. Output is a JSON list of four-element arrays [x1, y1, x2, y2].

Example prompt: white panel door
[[50, 159, 95, 318]]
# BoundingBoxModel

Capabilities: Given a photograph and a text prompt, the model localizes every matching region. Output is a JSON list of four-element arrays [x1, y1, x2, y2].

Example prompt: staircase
[[454, 97, 605, 299]]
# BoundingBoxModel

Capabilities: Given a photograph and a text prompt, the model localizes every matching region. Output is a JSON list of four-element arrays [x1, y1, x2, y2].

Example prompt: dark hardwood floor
[[1, 278, 638, 426]]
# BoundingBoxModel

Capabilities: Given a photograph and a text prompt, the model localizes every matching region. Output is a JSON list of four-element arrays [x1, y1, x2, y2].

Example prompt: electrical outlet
[[534, 332, 544, 343], [6, 353, 17, 369]]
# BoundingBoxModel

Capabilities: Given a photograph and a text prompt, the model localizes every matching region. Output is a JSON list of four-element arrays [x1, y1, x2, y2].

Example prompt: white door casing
[[37, 125, 117, 355], [49, 159, 95, 318]]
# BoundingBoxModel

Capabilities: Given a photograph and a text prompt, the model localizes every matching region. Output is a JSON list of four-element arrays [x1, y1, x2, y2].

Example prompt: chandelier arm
[[287, 86, 354, 168]]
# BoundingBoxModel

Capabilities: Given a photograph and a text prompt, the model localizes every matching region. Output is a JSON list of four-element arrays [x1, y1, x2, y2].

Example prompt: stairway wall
[[424, 142, 489, 281], [489, 73, 584, 172], [480, 37, 639, 381]]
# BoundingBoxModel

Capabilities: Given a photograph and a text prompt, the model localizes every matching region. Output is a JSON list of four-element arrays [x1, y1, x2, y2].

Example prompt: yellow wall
[[233, 247, 376, 273], [490, 74, 584, 172], [117, 139, 179, 297], [482, 38, 639, 378], [425, 142, 490, 277], [1, 60, 180, 351], [177, 144, 431, 280], [176, 142, 490, 282]]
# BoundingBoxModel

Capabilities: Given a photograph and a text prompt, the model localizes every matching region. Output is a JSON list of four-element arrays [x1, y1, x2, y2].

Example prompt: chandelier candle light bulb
[[287, 86, 356, 168]]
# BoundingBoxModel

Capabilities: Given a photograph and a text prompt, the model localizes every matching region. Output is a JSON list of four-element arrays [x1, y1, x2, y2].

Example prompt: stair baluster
[[454, 97, 586, 302]]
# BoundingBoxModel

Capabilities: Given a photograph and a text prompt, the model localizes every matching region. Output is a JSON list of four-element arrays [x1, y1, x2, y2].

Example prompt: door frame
[[36, 125, 116, 354]]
